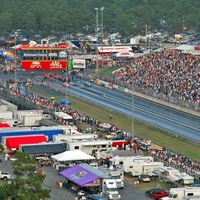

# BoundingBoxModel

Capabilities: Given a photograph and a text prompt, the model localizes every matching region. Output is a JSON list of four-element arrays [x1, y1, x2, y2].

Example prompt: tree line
[[0, 0, 200, 36], [0, 0, 200, 39]]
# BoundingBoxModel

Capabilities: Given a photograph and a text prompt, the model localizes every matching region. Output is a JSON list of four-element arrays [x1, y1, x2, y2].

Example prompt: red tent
[[5, 135, 47, 149], [0, 123, 11, 128]]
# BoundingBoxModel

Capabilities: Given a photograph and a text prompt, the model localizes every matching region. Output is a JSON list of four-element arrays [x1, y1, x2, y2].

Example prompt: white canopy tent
[[51, 150, 95, 161], [175, 44, 194, 51], [109, 155, 120, 166]]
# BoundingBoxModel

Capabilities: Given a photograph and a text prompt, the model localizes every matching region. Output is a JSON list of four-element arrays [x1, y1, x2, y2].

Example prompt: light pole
[[100, 7, 105, 58], [94, 8, 99, 71]]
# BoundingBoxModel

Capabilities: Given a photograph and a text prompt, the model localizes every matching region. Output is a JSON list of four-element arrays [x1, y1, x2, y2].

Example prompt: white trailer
[[53, 133, 98, 142], [102, 179, 121, 200], [0, 111, 13, 119], [126, 161, 164, 176], [122, 156, 154, 171], [160, 187, 200, 200], [66, 140, 111, 155]]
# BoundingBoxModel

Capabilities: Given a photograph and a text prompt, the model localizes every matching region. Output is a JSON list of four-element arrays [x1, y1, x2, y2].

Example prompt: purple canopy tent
[[60, 165, 100, 187]]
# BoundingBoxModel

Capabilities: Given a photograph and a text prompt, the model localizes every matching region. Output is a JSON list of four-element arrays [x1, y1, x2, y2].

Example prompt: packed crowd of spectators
[[103, 49, 200, 111]]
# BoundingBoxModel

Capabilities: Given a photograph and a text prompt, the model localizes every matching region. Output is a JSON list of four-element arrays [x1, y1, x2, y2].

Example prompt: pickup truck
[[0, 171, 11, 180]]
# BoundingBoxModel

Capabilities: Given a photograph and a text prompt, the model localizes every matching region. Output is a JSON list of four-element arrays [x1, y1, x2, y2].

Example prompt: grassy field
[[30, 84, 200, 162]]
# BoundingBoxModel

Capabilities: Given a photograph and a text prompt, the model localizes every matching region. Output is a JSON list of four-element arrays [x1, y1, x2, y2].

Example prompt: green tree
[[0, 151, 50, 200]]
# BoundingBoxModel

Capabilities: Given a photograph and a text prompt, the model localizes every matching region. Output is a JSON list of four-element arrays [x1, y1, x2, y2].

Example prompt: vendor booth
[[60, 165, 100, 187], [60, 164, 100, 198]]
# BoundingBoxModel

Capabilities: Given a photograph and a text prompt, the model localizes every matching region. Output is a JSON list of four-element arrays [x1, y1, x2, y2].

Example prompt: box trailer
[[0, 128, 63, 141]]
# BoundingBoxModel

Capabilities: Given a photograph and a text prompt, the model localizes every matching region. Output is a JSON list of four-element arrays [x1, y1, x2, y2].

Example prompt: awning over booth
[[60, 165, 100, 187], [166, 175, 182, 182], [21, 142, 65, 154], [5, 135, 47, 149], [51, 150, 95, 162]]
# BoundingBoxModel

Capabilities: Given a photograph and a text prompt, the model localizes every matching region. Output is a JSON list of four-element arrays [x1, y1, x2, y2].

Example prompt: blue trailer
[[0, 128, 63, 142]]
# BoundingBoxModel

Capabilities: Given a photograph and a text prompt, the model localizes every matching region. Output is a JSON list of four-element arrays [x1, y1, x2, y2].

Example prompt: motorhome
[[160, 187, 200, 200]]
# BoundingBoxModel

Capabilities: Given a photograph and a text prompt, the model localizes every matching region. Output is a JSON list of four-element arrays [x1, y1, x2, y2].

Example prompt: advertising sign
[[73, 59, 86, 69], [21, 61, 67, 71]]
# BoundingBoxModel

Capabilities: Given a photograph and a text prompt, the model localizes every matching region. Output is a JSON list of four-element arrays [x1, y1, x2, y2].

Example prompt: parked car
[[111, 134, 125, 140], [84, 81, 92, 87], [150, 190, 168, 199], [138, 174, 151, 182], [62, 82, 70, 87], [145, 187, 165, 196], [137, 143, 148, 151], [88, 194, 108, 200], [59, 99, 71, 105]]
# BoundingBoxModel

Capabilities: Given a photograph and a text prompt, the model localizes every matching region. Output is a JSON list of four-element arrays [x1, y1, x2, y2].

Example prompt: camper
[[125, 161, 164, 176], [102, 179, 121, 200], [160, 187, 200, 200]]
